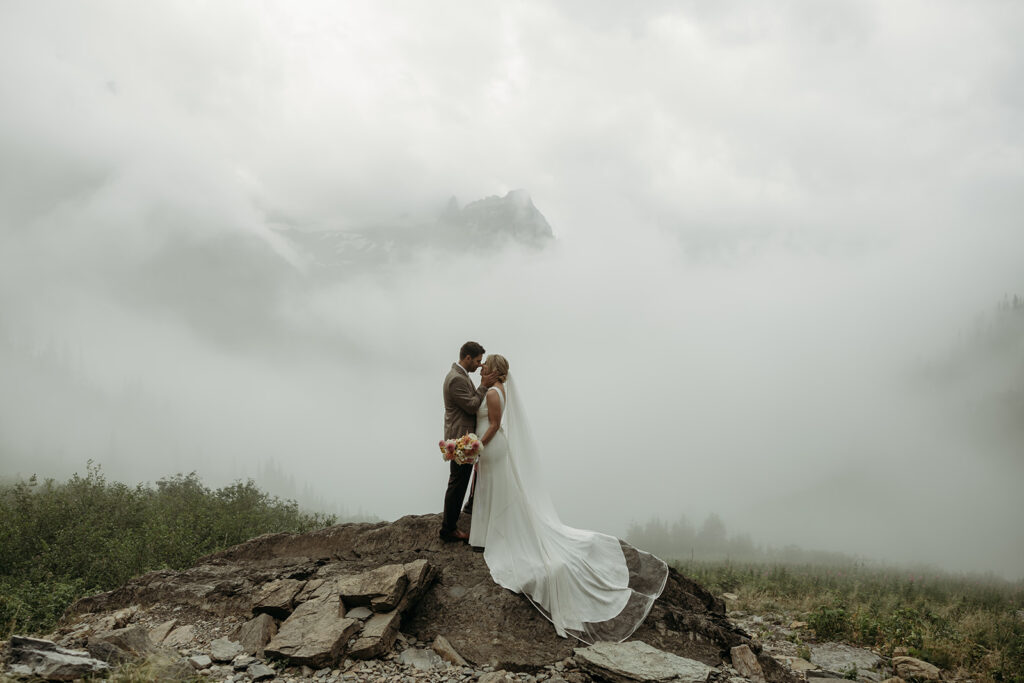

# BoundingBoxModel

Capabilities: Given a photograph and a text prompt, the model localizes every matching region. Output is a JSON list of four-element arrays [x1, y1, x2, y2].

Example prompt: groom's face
[[467, 354, 483, 372]]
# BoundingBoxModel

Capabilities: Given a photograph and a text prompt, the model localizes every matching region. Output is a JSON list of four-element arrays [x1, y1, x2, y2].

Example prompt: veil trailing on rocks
[[484, 373, 669, 643]]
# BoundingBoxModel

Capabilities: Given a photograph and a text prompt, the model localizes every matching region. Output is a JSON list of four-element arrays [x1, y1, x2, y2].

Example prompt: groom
[[440, 341, 496, 542]]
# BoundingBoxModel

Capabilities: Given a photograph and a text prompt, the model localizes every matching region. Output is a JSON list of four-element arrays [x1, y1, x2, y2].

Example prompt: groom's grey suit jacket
[[443, 363, 489, 440]]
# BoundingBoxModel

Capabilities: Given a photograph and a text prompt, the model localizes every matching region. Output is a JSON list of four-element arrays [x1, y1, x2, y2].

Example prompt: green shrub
[[671, 559, 1023, 683], [885, 607, 926, 649], [809, 604, 851, 640], [0, 463, 337, 638]]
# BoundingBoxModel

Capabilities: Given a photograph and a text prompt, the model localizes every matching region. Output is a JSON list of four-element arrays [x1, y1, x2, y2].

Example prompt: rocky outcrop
[[263, 598, 359, 667], [59, 513, 746, 671], [6, 636, 110, 681]]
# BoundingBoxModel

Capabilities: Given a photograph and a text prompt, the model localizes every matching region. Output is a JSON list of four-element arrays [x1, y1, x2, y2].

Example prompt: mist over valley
[[1, 1, 1022, 580]]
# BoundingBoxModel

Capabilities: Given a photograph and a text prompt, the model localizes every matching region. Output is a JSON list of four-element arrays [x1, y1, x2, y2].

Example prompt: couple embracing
[[439, 341, 669, 643]]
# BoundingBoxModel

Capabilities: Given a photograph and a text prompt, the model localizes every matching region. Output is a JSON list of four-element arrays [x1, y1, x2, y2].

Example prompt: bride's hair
[[484, 354, 509, 382]]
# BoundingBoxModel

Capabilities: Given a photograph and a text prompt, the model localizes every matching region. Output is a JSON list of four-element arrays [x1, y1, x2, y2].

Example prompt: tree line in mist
[[626, 512, 861, 566]]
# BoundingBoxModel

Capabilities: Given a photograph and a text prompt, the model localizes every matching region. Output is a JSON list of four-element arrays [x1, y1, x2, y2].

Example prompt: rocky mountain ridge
[[279, 190, 553, 279]]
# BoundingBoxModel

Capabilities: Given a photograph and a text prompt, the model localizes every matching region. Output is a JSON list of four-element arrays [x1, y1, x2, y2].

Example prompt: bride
[[467, 354, 668, 643]]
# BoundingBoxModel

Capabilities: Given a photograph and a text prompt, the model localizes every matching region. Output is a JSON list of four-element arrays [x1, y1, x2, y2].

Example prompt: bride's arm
[[480, 388, 502, 446]]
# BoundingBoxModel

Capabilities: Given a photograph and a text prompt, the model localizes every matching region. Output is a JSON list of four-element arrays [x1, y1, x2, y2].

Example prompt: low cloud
[[1, 1, 1022, 577]]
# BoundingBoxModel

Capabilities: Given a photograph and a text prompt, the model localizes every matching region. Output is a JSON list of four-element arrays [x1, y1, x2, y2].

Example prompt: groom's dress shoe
[[439, 529, 469, 543], [471, 546, 485, 553]]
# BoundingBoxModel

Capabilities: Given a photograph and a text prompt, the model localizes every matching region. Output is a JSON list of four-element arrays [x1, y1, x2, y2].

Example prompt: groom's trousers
[[442, 461, 473, 532]]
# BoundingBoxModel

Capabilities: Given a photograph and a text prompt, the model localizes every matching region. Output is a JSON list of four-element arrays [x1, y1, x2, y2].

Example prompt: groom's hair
[[460, 341, 485, 359]]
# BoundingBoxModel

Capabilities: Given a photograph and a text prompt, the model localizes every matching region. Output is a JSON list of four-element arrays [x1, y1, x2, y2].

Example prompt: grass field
[[675, 560, 1024, 683]]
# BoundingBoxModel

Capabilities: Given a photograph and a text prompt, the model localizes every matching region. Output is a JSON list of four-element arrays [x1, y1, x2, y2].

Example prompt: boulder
[[893, 656, 942, 682], [232, 612, 279, 656], [252, 578, 305, 618], [249, 661, 277, 680], [189, 654, 213, 670], [347, 609, 402, 660], [233, 654, 257, 670], [7, 636, 111, 681], [162, 623, 196, 648], [397, 647, 445, 671], [86, 625, 155, 664], [732, 645, 765, 682], [478, 671, 514, 683], [148, 618, 177, 645], [574, 641, 712, 683], [210, 636, 244, 662], [264, 597, 360, 667], [811, 643, 884, 677], [335, 564, 408, 612]]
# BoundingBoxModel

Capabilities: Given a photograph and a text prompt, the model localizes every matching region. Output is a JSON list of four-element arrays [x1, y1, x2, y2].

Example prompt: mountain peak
[[446, 189, 553, 246]]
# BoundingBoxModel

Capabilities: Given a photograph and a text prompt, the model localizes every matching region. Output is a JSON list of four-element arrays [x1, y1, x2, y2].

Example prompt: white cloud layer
[[1, 1, 1022, 576]]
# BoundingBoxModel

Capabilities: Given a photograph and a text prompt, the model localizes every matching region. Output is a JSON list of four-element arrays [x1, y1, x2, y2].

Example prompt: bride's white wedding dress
[[468, 375, 668, 643]]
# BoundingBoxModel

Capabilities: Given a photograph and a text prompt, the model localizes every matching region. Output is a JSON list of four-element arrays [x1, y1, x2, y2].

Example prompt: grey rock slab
[[190, 654, 213, 669], [234, 654, 258, 670], [148, 618, 177, 645], [211, 636, 245, 662], [811, 643, 883, 676], [249, 661, 277, 680], [892, 657, 942, 682], [335, 563, 409, 613], [264, 597, 360, 668], [8, 636, 111, 681], [163, 623, 197, 648], [574, 641, 712, 683], [253, 578, 306, 619], [397, 647, 446, 671], [232, 612, 279, 656]]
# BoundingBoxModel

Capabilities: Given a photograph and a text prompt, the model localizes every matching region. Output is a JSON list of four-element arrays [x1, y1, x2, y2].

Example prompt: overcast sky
[[1, 1, 1022, 578]]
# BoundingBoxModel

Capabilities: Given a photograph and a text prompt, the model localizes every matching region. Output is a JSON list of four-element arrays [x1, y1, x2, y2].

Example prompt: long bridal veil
[[487, 373, 669, 643]]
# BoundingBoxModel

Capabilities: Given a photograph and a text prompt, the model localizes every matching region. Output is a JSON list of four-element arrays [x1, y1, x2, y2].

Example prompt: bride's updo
[[484, 354, 509, 383]]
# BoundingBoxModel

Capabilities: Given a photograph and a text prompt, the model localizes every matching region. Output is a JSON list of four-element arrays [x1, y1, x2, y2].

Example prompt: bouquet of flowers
[[439, 433, 483, 465]]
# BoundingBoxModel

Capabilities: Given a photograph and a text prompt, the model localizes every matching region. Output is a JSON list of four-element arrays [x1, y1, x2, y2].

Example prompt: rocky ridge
[[280, 189, 553, 278], [1, 514, 951, 682]]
